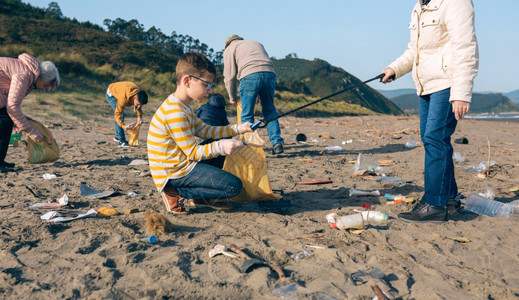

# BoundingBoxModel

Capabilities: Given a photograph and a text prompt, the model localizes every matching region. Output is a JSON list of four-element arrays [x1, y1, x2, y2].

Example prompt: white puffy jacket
[[388, 0, 479, 103]]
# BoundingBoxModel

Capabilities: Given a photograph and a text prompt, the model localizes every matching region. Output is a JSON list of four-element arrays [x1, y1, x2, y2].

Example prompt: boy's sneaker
[[272, 143, 284, 155], [118, 141, 130, 148], [113, 137, 120, 143], [192, 199, 232, 211], [160, 186, 188, 215]]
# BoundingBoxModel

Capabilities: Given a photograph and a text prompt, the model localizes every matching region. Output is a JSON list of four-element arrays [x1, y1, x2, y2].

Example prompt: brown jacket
[[0, 53, 40, 132], [108, 81, 142, 128]]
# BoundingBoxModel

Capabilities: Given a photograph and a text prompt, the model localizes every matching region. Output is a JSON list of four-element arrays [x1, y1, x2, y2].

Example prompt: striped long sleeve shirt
[[147, 94, 239, 192]]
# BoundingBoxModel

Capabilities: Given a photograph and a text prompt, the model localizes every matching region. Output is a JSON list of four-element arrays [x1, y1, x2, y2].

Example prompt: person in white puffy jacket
[[381, 0, 478, 223]]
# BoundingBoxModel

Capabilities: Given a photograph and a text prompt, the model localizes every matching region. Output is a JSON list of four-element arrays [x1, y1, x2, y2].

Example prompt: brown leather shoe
[[161, 186, 188, 215]]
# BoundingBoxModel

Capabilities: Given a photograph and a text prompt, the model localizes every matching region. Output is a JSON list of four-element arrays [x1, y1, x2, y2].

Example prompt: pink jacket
[[0, 53, 40, 132]]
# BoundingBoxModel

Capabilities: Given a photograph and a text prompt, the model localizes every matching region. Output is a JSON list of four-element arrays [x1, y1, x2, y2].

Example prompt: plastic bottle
[[510, 200, 519, 214], [138, 235, 157, 244], [349, 188, 381, 197], [326, 211, 388, 230], [463, 193, 513, 219]]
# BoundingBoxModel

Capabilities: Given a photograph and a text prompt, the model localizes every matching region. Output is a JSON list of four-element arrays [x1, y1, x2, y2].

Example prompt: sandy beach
[[1, 114, 518, 299]]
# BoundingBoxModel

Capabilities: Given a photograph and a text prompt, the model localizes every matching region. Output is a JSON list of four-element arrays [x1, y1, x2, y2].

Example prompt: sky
[[23, 0, 519, 93]]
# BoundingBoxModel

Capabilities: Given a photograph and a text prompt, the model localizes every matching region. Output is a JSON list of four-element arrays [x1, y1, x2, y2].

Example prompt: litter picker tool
[[250, 73, 394, 130]]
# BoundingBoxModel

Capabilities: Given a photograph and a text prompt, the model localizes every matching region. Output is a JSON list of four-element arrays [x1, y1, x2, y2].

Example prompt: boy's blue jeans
[[239, 72, 284, 146], [165, 162, 243, 200], [419, 88, 458, 207], [105, 94, 127, 143]]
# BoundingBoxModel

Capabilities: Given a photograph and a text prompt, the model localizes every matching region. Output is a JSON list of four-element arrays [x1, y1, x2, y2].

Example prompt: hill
[[505, 89, 519, 104], [272, 57, 403, 116], [0, 0, 403, 121], [377, 88, 416, 99], [391, 92, 519, 115]]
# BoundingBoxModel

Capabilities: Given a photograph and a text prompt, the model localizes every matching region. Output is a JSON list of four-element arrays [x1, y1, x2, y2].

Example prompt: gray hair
[[39, 61, 60, 91]]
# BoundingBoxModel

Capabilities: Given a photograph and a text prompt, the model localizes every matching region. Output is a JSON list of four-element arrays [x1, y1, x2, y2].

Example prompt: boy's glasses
[[189, 75, 213, 90]]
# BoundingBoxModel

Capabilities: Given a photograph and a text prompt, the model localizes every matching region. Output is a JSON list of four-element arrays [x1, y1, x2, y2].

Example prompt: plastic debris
[[404, 140, 418, 148], [79, 184, 115, 199], [41, 209, 97, 223], [97, 207, 119, 217], [324, 146, 342, 151], [290, 248, 314, 260], [271, 284, 298, 300], [349, 188, 381, 197], [128, 191, 138, 197], [453, 152, 466, 162], [29, 194, 68, 208], [466, 160, 497, 173], [129, 159, 149, 166], [208, 244, 240, 259], [353, 153, 379, 172], [42, 173, 57, 180]]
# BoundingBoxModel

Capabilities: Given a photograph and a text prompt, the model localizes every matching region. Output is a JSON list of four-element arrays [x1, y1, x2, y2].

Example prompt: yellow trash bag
[[127, 123, 141, 146], [26, 118, 60, 164], [222, 101, 280, 201], [223, 132, 281, 201]]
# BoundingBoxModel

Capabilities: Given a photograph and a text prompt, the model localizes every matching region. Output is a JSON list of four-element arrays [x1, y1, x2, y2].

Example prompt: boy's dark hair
[[136, 90, 148, 105], [175, 53, 216, 84]]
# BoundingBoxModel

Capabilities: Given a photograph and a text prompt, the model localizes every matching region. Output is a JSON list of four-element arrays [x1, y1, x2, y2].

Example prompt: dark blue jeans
[[239, 72, 284, 146], [165, 162, 243, 200], [105, 94, 127, 143], [419, 88, 458, 206], [0, 107, 14, 164]]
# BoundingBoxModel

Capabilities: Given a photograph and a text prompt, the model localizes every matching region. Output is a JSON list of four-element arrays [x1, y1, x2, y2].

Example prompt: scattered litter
[[129, 159, 149, 166], [41, 209, 97, 223], [271, 284, 298, 300], [353, 153, 379, 172], [29, 194, 68, 208], [466, 160, 497, 173], [325, 158, 344, 164], [290, 248, 314, 260], [79, 184, 115, 199], [208, 244, 240, 259], [139, 171, 151, 177], [479, 186, 495, 200], [453, 152, 466, 162], [138, 235, 157, 244], [125, 208, 140, 214], [511, 185, 519, 192], [128, 191, 138, 197], [295, 180, 333, 185], [349, 188, 381, 197], [296, 133, 307, 143], [384, 194, 414, 205], [342, 139, 353, 144], [432, 233, 470, 243], [97, 207, 119, 217], [404, 140, 419, 149], [0, 203, 15, 209], [454, 137, 469, 144], [42, 173, 57, 180], [326, 211, 388, 231], [324, 146, 342, 151], [304, 245, 326, 249], [373, 176, 406, 186]]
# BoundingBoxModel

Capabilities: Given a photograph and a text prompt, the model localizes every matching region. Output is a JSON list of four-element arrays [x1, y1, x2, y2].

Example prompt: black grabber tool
[[250, 73, 394, 130]]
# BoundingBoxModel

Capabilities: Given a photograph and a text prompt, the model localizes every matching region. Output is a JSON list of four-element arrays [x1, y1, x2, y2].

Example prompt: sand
[[1, 115, 518, 299]]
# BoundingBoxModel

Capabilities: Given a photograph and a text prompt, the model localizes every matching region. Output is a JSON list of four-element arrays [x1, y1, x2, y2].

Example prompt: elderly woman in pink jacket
[[0, 53, 60, 172], [381, 0, 478, 223]]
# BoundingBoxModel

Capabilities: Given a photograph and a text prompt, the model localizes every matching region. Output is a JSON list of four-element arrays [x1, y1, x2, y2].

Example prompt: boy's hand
[[137, 118, 142, 125], [237, 122, 253, 134], [217, 139, 245, 156], [229, 99, 237, 105]]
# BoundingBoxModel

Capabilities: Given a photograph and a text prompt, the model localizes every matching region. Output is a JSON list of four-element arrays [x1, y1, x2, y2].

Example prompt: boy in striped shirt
[[147, 53, 252, 215]]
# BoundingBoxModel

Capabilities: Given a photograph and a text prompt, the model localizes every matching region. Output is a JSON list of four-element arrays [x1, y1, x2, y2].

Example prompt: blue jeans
[[106, 94, 127, 143], [419, 88, 458, 207], [239, 72, 284, 146], [165, 162, 243, 200]]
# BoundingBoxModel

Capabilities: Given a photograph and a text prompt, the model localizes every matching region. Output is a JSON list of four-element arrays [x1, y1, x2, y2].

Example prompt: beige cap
[[225, 34, 243, 48]]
